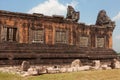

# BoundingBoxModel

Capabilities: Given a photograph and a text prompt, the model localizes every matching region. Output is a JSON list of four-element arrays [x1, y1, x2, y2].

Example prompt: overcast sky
[[0, 0, 120, 52]]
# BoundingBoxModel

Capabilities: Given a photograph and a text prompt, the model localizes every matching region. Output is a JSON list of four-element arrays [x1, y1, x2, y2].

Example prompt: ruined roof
[[96, 10, 113, 26], [0, 10, 76, 24], [0, 6, 115, 28]]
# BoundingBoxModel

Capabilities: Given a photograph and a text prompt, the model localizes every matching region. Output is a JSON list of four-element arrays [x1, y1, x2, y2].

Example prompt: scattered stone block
[[38, 66, 47, 74], [59, 68, 67, 73], [72, 67, 78, 72], [77, 66, 91, 71], [67, 67, 73, 72], [101, 64, 111, 70], [21, 61, 30, 71], [91, 60, 101, 69], [27, 67, 39, 76], [71, 59, 82, 67], [110, 59, 120, 69], [46, 67, 60, 74]]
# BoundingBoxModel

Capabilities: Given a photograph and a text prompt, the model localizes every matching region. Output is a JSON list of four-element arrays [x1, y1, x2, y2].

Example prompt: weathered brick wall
[[0, 10, 115, 49]]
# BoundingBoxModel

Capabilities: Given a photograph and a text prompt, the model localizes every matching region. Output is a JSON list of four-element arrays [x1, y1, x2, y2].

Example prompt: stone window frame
[[96, 36, 106, 48], [55, 28, 68, 44], [31, 29, 45, 43], [0, 25, 18, 42], [79, 36, 89, 47]]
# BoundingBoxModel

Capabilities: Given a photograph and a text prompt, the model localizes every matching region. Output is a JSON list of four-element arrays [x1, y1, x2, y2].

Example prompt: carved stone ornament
[[96, 10, 112, 26], [66, 6, 80, 22]]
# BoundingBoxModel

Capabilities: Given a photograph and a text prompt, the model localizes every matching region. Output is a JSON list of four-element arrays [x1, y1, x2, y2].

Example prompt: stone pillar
[[22, 26, 28, 43], [94, 34, 97, 48], [87, 28, 90, 47], [44, 24, 53, 45], [69, 25, 73, 45], [18, 24, 23, 43], [108, 33, 112, 49], [90, 28, 96, 48], [44, 25, 47, 44], [52, 24, 55, 45], [106, 30, 113, 49], [18, 23, 29, 43]]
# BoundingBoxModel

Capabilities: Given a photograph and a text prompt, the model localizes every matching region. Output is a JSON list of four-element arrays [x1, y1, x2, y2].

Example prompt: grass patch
[[0, 69, 120, 80], [0, 72, 22, 80]]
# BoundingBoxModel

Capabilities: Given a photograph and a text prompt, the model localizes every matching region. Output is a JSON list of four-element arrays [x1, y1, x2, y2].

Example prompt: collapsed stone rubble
[[0, 59, 120, 77]]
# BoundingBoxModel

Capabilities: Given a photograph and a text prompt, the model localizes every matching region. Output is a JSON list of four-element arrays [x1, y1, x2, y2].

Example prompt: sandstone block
[[110, 59, 120, 69], [71, 59, 82, 67], [21, 61, 30, 71]]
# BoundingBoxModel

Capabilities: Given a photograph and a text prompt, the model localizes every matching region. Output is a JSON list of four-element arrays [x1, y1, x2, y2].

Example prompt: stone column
[[44, 23, 53, 45], [108, 32, 112, 49], [18, 22, 29, 43], [95, 34, 97, 48], [70, 25, 73, 45], [52, 24, 55, 45], [18, 22, 23, 43], [24, 25, 29, 43], [90, 27, 96, 48]]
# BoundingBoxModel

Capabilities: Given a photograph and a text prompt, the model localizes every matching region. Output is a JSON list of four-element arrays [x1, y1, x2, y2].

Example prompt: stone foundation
[[0, 43, 117, 65]]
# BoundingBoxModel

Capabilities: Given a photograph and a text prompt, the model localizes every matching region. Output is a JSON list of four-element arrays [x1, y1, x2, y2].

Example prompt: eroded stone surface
[[110, 59, 120, 69], [21, 61, 30, 71], [91, 60, 101, 69], [96, 10, 114, 26], [71, 59, 82, 67], [0, 5, 117, 65], [0, 61, 118, 77], [66, 5, 79, 22]]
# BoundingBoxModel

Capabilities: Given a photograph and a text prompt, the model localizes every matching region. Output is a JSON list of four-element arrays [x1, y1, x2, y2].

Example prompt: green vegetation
[[0, 72, 22, 80], [1, 69, 120, 80]]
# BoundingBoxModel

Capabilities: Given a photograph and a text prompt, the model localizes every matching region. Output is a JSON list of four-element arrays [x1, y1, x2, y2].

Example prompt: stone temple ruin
[[0, 6, 118, 65]]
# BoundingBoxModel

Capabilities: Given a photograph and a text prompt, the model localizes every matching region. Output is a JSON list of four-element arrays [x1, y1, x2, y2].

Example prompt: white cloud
[[115, 35, 120, 40], [112, 12, 120, 21], [28, 0, 78, 16]]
